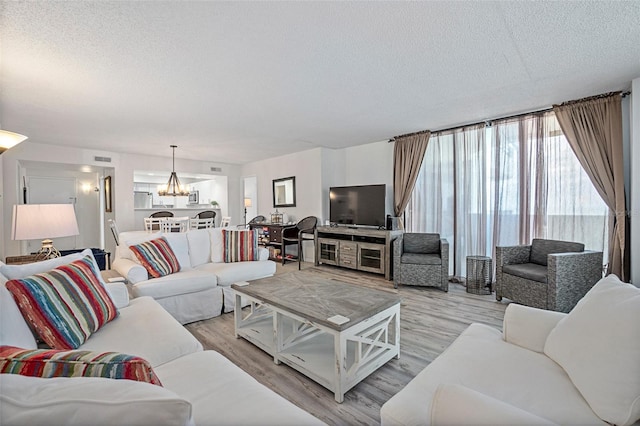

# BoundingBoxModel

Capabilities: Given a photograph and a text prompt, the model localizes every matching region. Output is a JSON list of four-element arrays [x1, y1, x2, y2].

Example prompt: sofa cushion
[[502, 262, 548, 283], [187, 228, 212, 267], [196, 260, 276, 286], [404, 233, 440, 254], [155, 350, 324, 426], [0, 273, 37, 349], [430, 383, 558, 425], [0, 250, 86, 280], [401, 253, 441, 265], [380, 323, 604, 425], [0, 345, 161, 386], [129, 237, 181, 279], [6, 256, 118, 350], [223, 229, 259, 262], [544, 275, 640, 426], [0, 374, 193, 426], [80, 296, 203, 367], [131, 269, 217, 299], [208, 227, 225, 262], [530, 239, 584, 266]]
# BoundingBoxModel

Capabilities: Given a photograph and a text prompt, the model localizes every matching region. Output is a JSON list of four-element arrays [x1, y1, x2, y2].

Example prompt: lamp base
[[35, 239, 61, 261]]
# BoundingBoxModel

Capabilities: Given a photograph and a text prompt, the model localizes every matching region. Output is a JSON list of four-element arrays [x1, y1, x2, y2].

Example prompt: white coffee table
[[232, 270, 401, 403]]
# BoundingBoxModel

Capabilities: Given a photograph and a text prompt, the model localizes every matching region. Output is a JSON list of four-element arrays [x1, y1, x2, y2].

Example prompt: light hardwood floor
[[185, 262, 507, 426]]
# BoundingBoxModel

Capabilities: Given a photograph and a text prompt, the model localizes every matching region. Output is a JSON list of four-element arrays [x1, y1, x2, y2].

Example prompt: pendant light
[[158, 145, 189, 196]]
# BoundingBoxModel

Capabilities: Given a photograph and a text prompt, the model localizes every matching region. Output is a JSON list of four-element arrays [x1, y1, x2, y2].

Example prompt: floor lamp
[[243, 198, 252, 226], [11, 204, 80, 260]]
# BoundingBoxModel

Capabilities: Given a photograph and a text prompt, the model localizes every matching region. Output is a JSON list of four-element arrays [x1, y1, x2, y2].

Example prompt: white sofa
[[0, 251, 324, 426], [381, 274, 640, 426], [113, 228, 276, 324]]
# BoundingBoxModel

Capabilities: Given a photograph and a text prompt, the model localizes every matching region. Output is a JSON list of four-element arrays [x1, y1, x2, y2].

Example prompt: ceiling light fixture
[[158, 145, 189, 197], [0, 129, 28, 154]]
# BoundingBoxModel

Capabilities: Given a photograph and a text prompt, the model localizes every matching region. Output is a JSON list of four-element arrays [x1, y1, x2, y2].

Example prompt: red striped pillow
[[223, 230, 258, 262], [5, 256, 118, 350], [129, 237, 180, 278], [0, 345, 162, 386]]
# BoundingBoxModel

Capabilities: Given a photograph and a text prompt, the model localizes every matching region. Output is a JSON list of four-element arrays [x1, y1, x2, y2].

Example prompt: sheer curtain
[[407, 112, 608, 279]]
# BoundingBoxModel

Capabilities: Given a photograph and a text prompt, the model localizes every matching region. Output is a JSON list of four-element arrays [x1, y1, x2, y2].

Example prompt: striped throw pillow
[[0, 345, 162, 386], [223, 229, 258, 263], [129, 237, 180, 278], [5, 255, 119, 350]]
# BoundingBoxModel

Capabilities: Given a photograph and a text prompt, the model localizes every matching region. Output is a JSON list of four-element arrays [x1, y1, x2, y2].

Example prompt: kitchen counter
[[134, 207, 222, 230]]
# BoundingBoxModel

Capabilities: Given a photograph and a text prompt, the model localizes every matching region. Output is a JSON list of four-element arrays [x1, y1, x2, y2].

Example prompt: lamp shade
[[244, 198, 252, 208], [11, 204, 79, 241], [0, 129, 28, 153]]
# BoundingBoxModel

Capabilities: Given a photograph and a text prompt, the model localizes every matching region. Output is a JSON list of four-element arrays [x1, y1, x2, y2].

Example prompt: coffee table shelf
[[232, 272, 401, 403]]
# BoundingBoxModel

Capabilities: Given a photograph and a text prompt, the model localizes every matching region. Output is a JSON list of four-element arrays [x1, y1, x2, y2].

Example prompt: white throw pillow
[[544, 274, 640, 426], [186, 229, 212, 267], [0, 272, 38, 349], [0, 374, 193, 426], [162, 232, 192, 270], [210, 228, 224, 263]]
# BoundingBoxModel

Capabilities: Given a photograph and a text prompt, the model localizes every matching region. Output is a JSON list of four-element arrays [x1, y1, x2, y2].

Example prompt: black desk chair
[[282, 216, 318, 269]]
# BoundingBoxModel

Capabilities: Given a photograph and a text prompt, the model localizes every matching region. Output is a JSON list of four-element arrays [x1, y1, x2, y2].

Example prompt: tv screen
[[330, 184, 386, 228]]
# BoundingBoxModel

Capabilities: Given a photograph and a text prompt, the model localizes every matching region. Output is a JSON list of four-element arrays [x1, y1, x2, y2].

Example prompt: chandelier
[[158, 145, 189, 197]]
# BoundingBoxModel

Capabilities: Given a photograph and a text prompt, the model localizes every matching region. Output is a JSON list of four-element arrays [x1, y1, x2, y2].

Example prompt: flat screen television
[[329, 184, 386, 228]]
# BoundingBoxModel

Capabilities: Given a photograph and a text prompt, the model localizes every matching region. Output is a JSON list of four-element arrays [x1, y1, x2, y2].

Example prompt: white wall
[[631, 78, 640, 285], [241, 148, 324, 224]]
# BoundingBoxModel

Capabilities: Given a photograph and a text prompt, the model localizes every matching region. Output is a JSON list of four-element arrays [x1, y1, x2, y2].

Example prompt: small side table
[[466, 256, 492, 295]]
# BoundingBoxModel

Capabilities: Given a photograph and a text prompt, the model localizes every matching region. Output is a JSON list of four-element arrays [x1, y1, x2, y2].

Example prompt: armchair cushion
[[401, 253, 442, 265], [502, 263, 548, 283], [530, 239, 584, 266], [544, 274, 640, 426], [403, 233, 440, 254]]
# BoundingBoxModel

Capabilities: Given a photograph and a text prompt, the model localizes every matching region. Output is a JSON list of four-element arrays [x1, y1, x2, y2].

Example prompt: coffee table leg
[[234, 293, 241, 338], [273, 311, 282, 365], [334, 332, 346, 403]]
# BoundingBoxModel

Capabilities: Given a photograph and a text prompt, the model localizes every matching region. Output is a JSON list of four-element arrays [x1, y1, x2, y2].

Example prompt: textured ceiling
[[1, 1, 639, 164]]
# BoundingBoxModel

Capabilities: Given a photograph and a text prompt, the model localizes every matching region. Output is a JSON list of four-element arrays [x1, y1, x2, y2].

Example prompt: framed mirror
[[272, 176, 296, 208]]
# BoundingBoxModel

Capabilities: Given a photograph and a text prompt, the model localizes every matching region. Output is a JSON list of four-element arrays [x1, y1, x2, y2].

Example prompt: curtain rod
[[388, 90, 631, 142]]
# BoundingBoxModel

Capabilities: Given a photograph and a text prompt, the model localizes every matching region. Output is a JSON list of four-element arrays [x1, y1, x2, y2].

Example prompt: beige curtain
[[553, 92, 627, 280], [393, 131, 430, 229]]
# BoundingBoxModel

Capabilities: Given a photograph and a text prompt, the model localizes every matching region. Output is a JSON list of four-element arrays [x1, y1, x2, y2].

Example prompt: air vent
[[94, 156, 112, 163], [210, 167, 222, 172]]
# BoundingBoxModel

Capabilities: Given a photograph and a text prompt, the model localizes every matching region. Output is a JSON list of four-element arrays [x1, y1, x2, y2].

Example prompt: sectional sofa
[[0, 250, 324, 425], [113, 228, 276, 324], [381, 274, 640, 426]]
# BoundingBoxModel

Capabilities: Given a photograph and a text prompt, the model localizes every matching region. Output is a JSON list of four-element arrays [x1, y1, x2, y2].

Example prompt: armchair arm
[[431, 384, 558, 425], [440, 238, 449, 291], [112, 258, 148, 284], [281, 224, 299, 239], [392, 236, 403, 286], [104, 282, 130, 309], [548, 250, 603, 313], [502, 304, 566, 353], [495, 245, 531, 298]]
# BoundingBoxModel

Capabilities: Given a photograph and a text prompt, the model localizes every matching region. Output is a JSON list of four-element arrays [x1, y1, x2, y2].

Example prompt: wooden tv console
[[314, 226, 403, 280]]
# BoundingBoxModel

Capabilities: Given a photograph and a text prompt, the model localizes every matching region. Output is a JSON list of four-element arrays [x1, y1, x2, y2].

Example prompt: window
[[406, 112, 608, 278]]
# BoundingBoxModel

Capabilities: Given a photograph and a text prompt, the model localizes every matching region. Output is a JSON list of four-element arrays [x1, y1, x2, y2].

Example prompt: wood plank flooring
[[185, 263, 507, 426]]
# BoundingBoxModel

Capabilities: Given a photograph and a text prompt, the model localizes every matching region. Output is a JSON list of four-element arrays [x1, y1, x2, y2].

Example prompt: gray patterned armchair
[[393, 233, 449, 292], [496, 238, 603, 313]]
